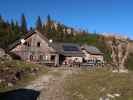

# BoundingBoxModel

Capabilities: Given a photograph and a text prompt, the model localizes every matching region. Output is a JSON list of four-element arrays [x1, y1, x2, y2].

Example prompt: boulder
[[7, 83, 14, 87]]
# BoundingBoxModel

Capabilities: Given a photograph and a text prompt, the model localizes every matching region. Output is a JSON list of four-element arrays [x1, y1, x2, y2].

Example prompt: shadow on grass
[[0, 88, 40, 100]]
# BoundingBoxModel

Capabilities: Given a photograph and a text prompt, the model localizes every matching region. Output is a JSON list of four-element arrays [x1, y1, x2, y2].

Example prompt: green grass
[[64, 68, 133, 100]]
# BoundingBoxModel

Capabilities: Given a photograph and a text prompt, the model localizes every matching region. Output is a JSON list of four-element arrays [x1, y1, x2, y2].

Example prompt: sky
[[0, 0, 133, 39]]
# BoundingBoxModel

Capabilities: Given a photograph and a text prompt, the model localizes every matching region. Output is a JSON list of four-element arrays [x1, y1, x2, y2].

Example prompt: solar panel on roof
[[63, 45, 80, 51]]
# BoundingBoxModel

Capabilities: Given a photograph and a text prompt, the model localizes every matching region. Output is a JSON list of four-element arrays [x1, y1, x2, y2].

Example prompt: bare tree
[[107, 36, 130, 71]]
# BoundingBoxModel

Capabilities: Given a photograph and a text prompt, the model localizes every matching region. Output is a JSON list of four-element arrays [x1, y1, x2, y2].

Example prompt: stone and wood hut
[[81, 44, 104, 62], [8, 31, 84, 66], [51, 43, 84, 65]]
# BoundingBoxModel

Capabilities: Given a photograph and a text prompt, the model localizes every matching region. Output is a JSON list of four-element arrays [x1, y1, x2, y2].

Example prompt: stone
[[112, 69, 128, 73], [99, 97, 111, 100], [119, 69, 128, 73], [112, 70, 119, 73], [100, 87, 106, 92], [0, 79, 2, 83], [107, 93, 115, 98], [114, 93, 120, 97], [7, 83, 13, 87]]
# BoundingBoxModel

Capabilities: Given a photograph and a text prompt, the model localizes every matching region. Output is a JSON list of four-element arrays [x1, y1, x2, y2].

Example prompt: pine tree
[[45, 15, 53, 38], [42, 24, 45, 35], [11, 20, 15, 31], [51, 23, 57, 41], [63, 27, 69, 42], [14, 21, 21, 36], [15, 21, 20, 33], [0, 15, 3, 23], [0, 15, 5, 33], [56, 23, 64, 41], [36, 16, 43, 32], [30, 27, 34, 31], [20, 14, 27, 34], [47, 15, 51, 24]]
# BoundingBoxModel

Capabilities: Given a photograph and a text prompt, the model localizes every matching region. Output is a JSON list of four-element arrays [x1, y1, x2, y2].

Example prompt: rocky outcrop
[[0, 59, 41, 88]]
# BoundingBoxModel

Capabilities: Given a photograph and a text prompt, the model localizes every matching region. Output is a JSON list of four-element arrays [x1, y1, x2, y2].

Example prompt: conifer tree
[[11, 20, 15, 31], [0, 15, 5, 33], [56, 24, 64, 41], [0, 15, 3, 23], [14, 21, 21, 36], [30, 27, 34, 31], [42, 24, 45, 35], [36, 16, 43, 32], [45, 15, 53, 38], [20, 14, 27, 34], [15, 21, 20, 33]]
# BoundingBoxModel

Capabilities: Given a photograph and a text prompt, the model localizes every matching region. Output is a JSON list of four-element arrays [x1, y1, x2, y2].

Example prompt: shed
[[81, 44, 104, 62]]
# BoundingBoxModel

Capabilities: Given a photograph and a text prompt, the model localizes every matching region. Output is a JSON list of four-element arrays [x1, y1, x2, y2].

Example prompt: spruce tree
[[11, 20, 15, 31], [14, 21, 21, 36], [36, 16, 43, 32], [45, 15, 53, 38], [0, 15, 3, 23], [30, 27, 34, 31], [0, 15, 3, 32], [42, 24, 45, 35], [20, 14, 27, 34], [0, 15, 5, 33], [56, 24, 64, 41]]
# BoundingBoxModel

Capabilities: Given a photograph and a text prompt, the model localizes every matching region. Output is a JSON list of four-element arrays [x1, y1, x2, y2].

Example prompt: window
[[45, 56, 48, 60], [24, 42, 30, 47], [24, 42, 27, 45], [30, 55, 33, 61], [37, 42, 41, 47], [50, 55, 55, 61], [39, 55, 43, 61]]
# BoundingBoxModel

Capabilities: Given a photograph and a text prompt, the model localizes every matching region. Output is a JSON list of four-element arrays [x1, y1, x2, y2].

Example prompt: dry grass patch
[[64, 68, 133, 100]]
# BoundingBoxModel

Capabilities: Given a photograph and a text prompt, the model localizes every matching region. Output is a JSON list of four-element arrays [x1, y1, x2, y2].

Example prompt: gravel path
[[25, 68, 80, 100], [25, 75, 53, 91]]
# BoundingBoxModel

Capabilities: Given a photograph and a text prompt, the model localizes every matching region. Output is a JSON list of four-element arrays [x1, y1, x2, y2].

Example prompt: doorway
[[59, 54, 65, 65]]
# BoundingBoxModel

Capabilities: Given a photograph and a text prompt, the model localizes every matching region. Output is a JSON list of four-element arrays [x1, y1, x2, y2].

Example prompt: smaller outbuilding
[[81, 44, 104, 63]]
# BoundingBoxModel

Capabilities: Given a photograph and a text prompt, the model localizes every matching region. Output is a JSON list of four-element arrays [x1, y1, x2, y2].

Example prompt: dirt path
[[25, 68, 80, 100], [25, 74, 53, 91]]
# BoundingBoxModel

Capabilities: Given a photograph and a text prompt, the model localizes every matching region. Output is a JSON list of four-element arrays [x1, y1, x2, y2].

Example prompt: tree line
[[0, 14, 111, 62], [0, 14, 102, 48], [0, 14, 27, 49]]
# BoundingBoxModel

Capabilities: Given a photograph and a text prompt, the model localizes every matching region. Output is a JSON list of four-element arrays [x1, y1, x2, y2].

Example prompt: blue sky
[[0, 0, 133, 39]]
